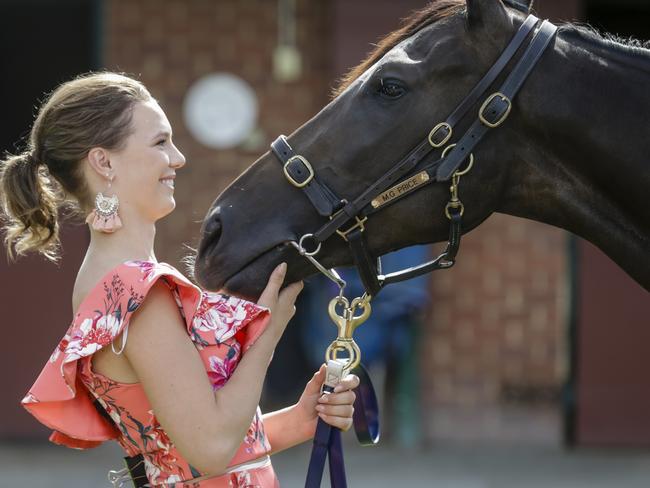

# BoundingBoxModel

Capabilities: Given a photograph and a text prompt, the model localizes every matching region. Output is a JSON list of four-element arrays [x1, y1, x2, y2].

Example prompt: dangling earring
[[86, 173, 123, 233]]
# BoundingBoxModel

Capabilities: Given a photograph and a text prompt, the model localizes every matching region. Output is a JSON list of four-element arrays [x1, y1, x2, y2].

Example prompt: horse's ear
[[503, 0, 534, 14], [466, 0, 511, 38]]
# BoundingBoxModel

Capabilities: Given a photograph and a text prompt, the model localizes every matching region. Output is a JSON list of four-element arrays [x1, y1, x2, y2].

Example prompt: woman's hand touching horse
[[257, 262, 304, 343]]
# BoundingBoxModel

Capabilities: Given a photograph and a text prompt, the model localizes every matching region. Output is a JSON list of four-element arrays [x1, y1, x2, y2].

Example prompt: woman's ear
[[87, 147, 113, 178]]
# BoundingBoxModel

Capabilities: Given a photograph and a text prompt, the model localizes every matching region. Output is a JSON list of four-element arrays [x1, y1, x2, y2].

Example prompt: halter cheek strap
[[271, 136, 344, 217]]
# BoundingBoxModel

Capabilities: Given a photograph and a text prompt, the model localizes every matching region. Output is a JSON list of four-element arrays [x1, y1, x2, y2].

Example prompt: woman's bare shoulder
[[79, 261, 185, 383], [72, 266, 104, 314], [72, 258, 119, 313]]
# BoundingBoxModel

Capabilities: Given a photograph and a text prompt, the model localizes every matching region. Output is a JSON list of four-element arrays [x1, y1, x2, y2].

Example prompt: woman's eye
[[378, 79, 406, 99], [157, 139, 167, 146]]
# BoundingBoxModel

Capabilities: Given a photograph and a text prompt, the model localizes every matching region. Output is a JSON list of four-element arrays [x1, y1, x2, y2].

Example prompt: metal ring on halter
[[441, 143, 474, 176], [298, 233, 322, 256], [288, 240, 347, 295]]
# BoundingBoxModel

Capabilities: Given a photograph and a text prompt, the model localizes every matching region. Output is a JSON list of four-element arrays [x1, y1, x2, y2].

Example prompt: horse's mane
[[333, 1, 650, 98], [558, 23, 650, 54], [332, 0, 465, 98]]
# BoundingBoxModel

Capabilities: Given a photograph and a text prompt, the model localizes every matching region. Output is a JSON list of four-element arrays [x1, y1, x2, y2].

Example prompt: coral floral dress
[[22, 260, 280, 487]]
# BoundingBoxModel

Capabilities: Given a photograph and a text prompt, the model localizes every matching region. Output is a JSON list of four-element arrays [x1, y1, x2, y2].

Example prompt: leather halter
[[271, 15, 557, 298]]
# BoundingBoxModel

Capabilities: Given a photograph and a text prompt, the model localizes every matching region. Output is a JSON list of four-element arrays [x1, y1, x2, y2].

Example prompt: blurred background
[[1, 0, 649, 486]]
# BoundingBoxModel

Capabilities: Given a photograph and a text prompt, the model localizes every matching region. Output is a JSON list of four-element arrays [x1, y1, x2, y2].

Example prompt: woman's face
[[110, 99, 186, 222]]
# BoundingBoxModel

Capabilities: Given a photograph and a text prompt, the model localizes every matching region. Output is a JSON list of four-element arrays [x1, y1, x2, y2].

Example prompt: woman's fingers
[[333, 374, 360, 393], [275, 281, 303, 321], [316, 403, 354, 418], [278, 280, 304, 307], [257, 262, 287, 308], [309, 364, 327, 385], [314, 372, 358, 431], [318, 390, 356, 406], [318, 412, 354, 432]]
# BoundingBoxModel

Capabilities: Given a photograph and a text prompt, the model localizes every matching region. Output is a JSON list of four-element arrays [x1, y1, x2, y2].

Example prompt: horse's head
[[195, 0, 533, 299]]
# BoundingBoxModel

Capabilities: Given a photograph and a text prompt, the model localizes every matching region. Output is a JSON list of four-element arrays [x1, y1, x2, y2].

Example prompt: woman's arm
[[123, 263, 301, 476], [262, 404, 313, 454]]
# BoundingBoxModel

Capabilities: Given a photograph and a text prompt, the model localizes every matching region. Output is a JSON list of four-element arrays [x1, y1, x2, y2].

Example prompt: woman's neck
[[87, 209, 158, 265], [499, 24, 650, 290]]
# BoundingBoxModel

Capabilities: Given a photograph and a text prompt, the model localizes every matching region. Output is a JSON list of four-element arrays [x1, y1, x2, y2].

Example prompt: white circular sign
[[183, 73, 258, 149]]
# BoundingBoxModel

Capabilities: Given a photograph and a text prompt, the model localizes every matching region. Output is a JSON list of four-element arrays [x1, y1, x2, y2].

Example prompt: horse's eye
[[378, 78, 406, 99]]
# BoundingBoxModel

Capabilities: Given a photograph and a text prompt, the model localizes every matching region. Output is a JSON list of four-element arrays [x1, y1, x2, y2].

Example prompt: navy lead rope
[[305, 362, 380, 488]]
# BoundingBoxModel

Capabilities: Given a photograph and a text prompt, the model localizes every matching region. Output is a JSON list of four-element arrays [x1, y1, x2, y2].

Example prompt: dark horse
[[194, 0, 650, 300]]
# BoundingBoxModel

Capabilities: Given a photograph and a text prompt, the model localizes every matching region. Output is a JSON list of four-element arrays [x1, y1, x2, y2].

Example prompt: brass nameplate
[[371, 171, 430, 209]]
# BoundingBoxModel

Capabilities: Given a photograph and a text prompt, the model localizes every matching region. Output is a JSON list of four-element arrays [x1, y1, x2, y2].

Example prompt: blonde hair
[[0, 72, 151, 262]]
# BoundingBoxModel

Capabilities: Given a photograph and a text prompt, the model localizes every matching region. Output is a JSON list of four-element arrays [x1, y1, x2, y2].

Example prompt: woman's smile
[[160, 175, 175, 189]]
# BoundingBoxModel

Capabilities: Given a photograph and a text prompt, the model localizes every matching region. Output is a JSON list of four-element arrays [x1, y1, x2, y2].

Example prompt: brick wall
[[421, 215, 568, 444], [105, 0, 331, 266]]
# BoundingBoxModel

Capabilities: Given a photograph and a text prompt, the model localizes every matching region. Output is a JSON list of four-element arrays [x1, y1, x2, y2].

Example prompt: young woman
[[1, 72, 358, 487]]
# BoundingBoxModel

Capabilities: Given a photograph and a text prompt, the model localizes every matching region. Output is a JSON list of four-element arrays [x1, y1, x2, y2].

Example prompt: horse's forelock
[[331, 0, 466, 98]]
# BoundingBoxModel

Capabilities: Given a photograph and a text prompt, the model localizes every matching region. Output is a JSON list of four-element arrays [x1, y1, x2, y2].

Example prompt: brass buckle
[[329, 203, 368, 241], [283, 155, 314, 188], [335, 215, 368, 241], [479, 92, 512, 128], [427, 122, 452, 148]]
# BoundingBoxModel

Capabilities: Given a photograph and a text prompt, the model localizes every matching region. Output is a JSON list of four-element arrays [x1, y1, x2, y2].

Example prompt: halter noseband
[[270, 14, 557, 298]]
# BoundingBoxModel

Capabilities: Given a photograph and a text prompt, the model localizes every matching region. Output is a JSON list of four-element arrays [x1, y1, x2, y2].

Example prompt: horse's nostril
[[204, 214, 222, 244]]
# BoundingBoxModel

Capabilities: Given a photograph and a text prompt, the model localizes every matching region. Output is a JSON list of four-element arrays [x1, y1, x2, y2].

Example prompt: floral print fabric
[[22, 261, 275, 487]]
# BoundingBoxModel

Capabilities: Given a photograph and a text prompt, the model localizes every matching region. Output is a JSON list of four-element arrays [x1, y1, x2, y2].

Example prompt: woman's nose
[[171, 145, 186, 169]]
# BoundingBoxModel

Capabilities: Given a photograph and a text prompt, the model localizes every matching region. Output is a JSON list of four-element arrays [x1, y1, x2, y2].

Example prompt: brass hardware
[[479, 92, 512, 128], [441, 143, 474, 176], [329, 296, 350, 320], [330, 210, 368, 241], [428, 122, 452, 148], [283, 155, 314, 188], [445, 173, 465, 219], [325, 295, 372, 372], [327, 295, 371, 338], [370, 171, 430, 209], [297, 233, 321, 257], [325, 340, 362, 372], [350, 294, 372, 317], [445, 200, 465, 219]]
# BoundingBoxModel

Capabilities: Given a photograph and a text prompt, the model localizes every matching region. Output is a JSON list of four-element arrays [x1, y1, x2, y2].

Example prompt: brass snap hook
[[348, 295, 372, 330], [325, 295, 373, 372], [325, 340, 362, 372]]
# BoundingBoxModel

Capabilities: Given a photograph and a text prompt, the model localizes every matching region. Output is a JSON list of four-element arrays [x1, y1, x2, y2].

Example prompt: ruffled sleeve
[[188, 290, 270, 352], [21, 260, 269, 449]]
